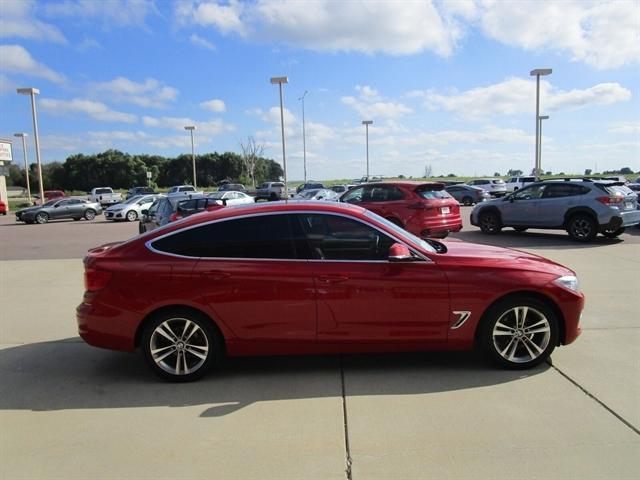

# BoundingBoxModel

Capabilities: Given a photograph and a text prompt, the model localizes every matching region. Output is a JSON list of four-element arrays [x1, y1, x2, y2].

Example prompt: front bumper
[[105, 210, 124, 220]]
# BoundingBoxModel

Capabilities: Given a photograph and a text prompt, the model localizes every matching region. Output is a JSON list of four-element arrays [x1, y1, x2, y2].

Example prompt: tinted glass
[[491, 180, 505, 184], [295, 213, 395, 261], [95, 188, 112, 194], [543, 184, 590, 198], [513, 184, 546, 200], [417, 187, 452, 199], [151, 214, 297, 259], [342, 187, 364, 203]]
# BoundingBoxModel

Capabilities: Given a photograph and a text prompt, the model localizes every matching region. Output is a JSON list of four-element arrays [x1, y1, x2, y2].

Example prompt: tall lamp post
[[16, 87, 44, 204], [299, 90, 308, 183], [362, 120, 373, 180], [184, 126, 197, 189], [13, 133, 32, 204], [270, 76, 289, 198], [530, 68, 552, 175], [538, 115, 549, 175]]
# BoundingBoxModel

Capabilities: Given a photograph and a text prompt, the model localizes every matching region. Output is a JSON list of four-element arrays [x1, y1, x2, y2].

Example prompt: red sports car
[[77, 201, 583, 381], [341, 181, 462, 238]]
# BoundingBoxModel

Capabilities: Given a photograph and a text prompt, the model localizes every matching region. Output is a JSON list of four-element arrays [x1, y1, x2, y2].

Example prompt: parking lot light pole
[[530, 68, 552, 176], [17, 87, 44, 204], [13, 133, 32, 205], [299, 90, 308, 184], [362, 120, 373, 180], [184, 126, 197, 189], [538, 115, 549, 175], [270, 76, 289, 199]]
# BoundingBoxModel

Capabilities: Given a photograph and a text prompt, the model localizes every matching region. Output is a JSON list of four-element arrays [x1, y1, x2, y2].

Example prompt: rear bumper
[[619, 210, 640, 227], [410, 216, 463, 238], [77, 297, 137, 352]]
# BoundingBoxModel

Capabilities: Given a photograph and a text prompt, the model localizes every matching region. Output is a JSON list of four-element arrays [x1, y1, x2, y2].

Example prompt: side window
[[507, 178, 516, 183], [384, 186, 405, 201], [57, 200, 71, 206], [342, 186, 364, 204], [447, 186, 461, 192], [543, 184, 590, 198], [151, 215, 298, 259], [513, 184, 546, 200], [296, 214, 395, 261]]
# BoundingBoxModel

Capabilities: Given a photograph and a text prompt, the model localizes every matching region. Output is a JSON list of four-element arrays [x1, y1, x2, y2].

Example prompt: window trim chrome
[[145, 210, 432, 263]]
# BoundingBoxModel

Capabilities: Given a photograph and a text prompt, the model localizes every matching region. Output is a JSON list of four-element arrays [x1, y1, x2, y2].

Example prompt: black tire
[[480, 295, 559, 369], [73, 217, 81, 221], [601, 227, 625, 238], [461, 196, 473, 206], [479, 210, 502, 234], [126, 210, 138, 222], [269, 192, 277, 201], [141, 309, 223, 382], [513, 226, 528, 233], [567, 214, 597, 242], [84, 209, 96, 221], [138, 222, 145, 234], [35, 212, 49, 224]]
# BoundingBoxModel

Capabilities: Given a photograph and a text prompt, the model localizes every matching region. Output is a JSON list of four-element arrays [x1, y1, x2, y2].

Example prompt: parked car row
[[15, 198, 102, 224]]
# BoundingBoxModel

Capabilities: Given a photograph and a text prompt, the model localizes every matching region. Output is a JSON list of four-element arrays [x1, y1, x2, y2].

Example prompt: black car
[[127, 186, 156, 199]]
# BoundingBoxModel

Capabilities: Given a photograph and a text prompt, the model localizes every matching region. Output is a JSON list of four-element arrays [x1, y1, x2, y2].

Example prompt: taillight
[[169, 212, 181, 222], [84, 268, 112, 292], [596, 196, 623, 205]]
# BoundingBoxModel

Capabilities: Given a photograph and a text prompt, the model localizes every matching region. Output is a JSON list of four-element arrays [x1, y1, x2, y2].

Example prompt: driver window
[[296, 214, 395, 261], [341, 187, 364, 204], [513, 184, 546, 200]]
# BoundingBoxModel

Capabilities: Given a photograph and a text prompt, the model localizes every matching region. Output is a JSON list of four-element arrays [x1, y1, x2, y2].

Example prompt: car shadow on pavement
[[451, 229, 624, 250], [0, 338, 549, 417]]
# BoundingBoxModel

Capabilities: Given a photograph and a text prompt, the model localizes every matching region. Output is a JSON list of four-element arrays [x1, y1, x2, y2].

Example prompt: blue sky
[[1, 0, 639, 180]]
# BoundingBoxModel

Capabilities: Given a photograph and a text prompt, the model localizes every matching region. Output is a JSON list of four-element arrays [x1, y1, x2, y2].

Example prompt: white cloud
[[142, 115, 235, 135], [0, 45, 66, 83], [0, 74, 15, 94], [477, 0, 640, 69], [177, 0, 460, 56], [0, 0, 67, 43], [414, 77, 632, 119], [341, 85, 412, 119], [92, 77, 179, 108], [200, 98, 226, 112], [189, 34, 216, 51], [247, 107, 296, 125], [43, 0, 158, 28], [608, 122, 640, 135], [40, 98, 137, 123]]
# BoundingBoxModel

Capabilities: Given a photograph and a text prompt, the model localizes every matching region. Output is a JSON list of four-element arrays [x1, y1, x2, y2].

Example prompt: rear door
[[538, 183, 590, 226]]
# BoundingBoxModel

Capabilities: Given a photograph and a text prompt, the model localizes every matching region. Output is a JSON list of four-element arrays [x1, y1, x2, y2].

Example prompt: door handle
[[317, 275, 349, 284], [199, 270, 231, 280]]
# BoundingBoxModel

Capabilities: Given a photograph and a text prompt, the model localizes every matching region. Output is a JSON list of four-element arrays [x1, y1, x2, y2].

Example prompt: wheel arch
[[473, 290, 566, 347], [477, 205, 503, 223], [134, 304, 227, 351], [563, 207, 597, 228]]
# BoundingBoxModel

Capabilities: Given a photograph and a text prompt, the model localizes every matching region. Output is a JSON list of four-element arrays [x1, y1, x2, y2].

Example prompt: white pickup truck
[[90, 187, 122, 206], [505, 176, 539, 192]]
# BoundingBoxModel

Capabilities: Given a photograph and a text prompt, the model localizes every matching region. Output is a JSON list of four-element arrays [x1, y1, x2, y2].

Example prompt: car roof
[[357, 181, 444, 188]]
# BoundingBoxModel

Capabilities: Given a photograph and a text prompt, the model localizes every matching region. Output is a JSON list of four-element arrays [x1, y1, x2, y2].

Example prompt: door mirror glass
[[388, 243, 416, 262]]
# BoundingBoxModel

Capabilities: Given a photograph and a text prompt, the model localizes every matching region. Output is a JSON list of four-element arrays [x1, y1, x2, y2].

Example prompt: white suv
[[506, 176, 539, 192]]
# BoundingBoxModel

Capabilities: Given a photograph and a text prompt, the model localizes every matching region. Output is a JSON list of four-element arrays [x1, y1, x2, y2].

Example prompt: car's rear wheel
[[567, 214, 597, 242], [126, 210, 138, 222], [84, 209, 96, 221], [35, 212, 48, 224], [513, 226, 528, 232], [142, 310, 222, 382], [480, 296, 559, 369], [601, 227, 625, 238], [461, 196, 473, 206], [479, 210, 502, 234]]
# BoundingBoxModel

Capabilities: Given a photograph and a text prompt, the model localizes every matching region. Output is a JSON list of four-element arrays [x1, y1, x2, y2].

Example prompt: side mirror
[[388, 243, 417, 262]]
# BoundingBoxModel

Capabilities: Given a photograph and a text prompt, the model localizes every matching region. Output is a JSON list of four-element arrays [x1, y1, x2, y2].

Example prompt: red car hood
[[435, 239, 573, 276]]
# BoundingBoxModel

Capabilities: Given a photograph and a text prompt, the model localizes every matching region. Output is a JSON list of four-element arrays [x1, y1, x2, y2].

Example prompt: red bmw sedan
[[77, 201, 583, 381]]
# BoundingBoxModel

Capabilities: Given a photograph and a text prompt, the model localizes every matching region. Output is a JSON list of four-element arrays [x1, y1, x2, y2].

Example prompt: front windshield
[[363, 210, 436, 253], [122, 195, 142, 204]]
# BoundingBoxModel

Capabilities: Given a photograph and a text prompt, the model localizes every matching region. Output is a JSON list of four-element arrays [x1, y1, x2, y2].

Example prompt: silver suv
[[468, 178, 507, 197], [470, 179, 640, 241]]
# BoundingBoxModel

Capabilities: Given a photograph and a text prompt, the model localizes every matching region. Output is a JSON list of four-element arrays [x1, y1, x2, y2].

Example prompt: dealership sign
[[0, 140, 12, 163]]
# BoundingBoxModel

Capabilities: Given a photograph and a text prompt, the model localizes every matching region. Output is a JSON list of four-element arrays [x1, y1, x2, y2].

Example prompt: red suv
[[341, 181, 461, 238]]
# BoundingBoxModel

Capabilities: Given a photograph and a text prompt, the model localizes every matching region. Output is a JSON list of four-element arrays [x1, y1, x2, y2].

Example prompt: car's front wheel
[[567, 214, 597, 242], [142, 310, 223, 382], [479, 210, 502, 234], [84, 209, 96, 221], [126, 210, 138, 222], [35, 212, 48, 224], [601, 227, 625, 238], [480, 296, 559, 369]]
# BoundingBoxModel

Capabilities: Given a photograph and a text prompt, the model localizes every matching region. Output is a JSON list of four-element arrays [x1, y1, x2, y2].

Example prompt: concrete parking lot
[[1, 209, 639, 479]]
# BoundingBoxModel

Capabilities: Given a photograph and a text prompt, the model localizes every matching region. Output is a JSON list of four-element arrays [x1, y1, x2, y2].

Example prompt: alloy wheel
[[149, 318, 210, 376], [492, 306, 551, 364], [126, 210, 138, 222]]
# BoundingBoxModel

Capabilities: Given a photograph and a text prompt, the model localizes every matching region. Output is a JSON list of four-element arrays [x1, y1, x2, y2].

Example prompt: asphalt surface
[[1, 207, 639, 479]]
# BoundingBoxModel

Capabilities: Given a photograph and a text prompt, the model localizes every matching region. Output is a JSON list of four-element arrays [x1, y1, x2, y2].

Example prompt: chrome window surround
[[145, 210, 432, 263]]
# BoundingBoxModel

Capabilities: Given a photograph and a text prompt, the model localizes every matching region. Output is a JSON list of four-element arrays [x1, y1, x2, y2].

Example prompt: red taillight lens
[[84, 268, 112, 292], [169, 212, 181, 222], [596, 196, 623, 205]]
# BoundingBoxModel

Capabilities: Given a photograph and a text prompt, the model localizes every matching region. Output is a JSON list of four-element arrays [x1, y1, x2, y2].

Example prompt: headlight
[[554, 275, 580, 293]]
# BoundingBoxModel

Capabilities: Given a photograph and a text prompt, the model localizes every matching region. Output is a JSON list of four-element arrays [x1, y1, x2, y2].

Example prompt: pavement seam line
[[548, 360, 640, 436], [339, 355, 353, 480]]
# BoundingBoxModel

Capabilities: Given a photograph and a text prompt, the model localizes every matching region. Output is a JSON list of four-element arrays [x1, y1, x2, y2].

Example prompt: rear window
[[416, 186, 452, 200], [95, 188, 112, 194]]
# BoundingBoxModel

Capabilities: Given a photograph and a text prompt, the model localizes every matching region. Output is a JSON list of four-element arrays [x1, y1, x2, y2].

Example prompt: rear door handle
[[317, 275, 349, 284], [199, 270, 231, 280]]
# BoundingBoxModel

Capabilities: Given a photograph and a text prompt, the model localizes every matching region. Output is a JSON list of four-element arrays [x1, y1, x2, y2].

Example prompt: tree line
[[5, 149, 284, 192]]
